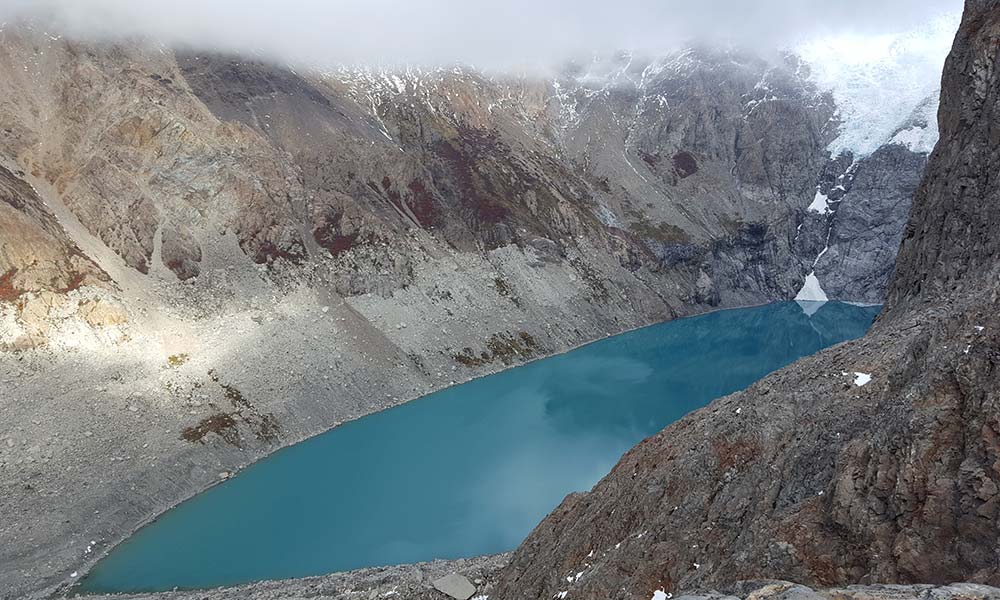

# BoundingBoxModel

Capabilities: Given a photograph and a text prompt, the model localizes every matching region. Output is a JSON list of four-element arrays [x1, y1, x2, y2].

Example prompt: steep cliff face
[[496, 2, 1000, 598], [885, 1, 1000, 316], [813, 145, 928, 303]]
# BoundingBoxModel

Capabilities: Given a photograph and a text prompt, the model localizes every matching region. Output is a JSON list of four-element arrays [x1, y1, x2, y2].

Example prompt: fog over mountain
[[0, 0, 963, 69]]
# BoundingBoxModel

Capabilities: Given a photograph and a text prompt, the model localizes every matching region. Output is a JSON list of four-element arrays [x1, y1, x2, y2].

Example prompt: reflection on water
[[78, 302, 880, 594]]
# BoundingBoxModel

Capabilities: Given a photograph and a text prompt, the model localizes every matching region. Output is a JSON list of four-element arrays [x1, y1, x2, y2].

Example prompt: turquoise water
[[78, 301, 880, 594]]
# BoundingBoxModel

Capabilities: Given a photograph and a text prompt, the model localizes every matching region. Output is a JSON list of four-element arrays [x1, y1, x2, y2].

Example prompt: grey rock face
[[815, 145, 928, 303], [551, 49, 841, 305]]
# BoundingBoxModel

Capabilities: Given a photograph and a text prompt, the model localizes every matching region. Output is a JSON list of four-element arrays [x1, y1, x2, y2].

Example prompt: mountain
[[0, 16, 948, 600], [495, 1, 1000, 597]]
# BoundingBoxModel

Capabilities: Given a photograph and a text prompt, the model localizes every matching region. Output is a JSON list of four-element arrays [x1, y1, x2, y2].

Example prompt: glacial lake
[[78, 301, 880, 594]]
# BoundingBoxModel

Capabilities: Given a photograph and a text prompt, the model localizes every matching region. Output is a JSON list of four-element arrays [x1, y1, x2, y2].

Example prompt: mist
[[0, 0, 963, 70]]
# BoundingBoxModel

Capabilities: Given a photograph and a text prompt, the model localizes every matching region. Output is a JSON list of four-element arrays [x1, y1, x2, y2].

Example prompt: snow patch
[[808, 190, 831, 214], [796, 272, 829, 303], [853, 372, 873, 387], [652, 590, 671, 600]]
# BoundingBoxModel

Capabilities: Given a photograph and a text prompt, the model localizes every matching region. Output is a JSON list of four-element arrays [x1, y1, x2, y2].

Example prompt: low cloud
[[0, 0, 964, 70]]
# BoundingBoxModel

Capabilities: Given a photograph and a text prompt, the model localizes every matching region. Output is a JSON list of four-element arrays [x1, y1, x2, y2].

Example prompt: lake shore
[[0, 287, 859, 600]]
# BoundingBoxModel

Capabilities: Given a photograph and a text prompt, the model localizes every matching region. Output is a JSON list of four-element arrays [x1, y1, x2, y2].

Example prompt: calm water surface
[[79, 301, 880, 593]]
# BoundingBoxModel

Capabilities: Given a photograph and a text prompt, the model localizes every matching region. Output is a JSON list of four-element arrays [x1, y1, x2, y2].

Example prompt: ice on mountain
[[799, 13, 958, 157], [888, 94, 940, 154]]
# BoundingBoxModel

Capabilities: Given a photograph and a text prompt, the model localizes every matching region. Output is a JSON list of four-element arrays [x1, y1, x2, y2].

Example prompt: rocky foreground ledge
[[71, 560, 1000, 600], [673, 583, 1000, 600]]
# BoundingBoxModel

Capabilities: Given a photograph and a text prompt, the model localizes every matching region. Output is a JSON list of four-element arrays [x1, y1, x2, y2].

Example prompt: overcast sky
[[0, 0, 964, 70]]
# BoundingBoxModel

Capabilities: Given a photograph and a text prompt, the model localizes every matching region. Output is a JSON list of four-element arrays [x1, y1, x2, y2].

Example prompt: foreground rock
[[432, 573, 478, 600], [70, 574, 1000, 600], [495, 1, 1000, 598], [677, 583, 1000, 600]]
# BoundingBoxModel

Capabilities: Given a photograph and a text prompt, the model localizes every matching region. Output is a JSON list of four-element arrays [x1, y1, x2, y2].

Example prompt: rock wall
[[886, 1, 1000, 316]]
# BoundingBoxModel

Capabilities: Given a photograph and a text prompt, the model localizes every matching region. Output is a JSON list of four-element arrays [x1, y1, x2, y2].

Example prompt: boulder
[[432, 573, 477, 600]]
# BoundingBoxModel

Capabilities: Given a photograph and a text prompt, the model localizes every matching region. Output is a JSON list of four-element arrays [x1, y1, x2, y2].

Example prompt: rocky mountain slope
[[0, 15, 944, 600], [496, 1, 1000, 598]]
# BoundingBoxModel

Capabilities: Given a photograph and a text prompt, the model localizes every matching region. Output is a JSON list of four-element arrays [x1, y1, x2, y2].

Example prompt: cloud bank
[[0, 0, 963, 70]]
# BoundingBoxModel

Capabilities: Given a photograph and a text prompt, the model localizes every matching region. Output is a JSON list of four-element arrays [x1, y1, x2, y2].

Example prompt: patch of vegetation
[[453, 331, 541, 367], [178, 370, 281, 446], [629, 218, 692, 245], [254, 414, 281, 443], [181, 413, 240, 446], [209, 369, 251, 410], [638, 150, 662, 168], [313, 210, 359, 258], [493, 276, 523, 308], [407, 352, 431, 376], [717, 217, 768, 247], [167, 353, 190, 368], [672, 151, 699, 178]]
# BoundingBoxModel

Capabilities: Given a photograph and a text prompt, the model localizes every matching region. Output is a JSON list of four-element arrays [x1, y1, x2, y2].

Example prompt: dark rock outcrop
[[886, 1, 1000, 315], [496, 2, 1000, 598]]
